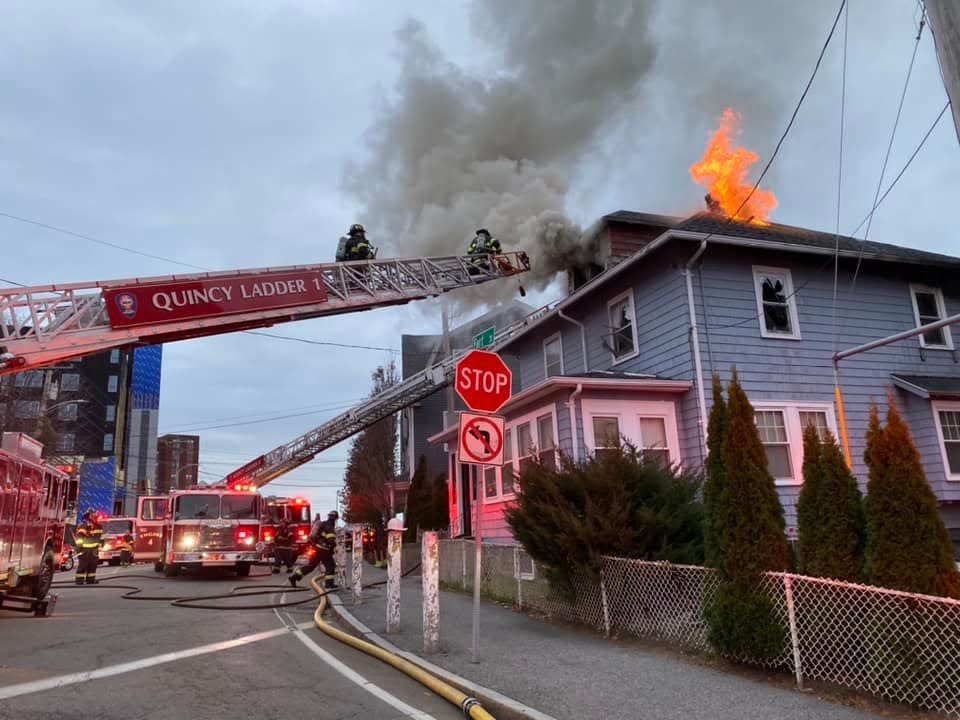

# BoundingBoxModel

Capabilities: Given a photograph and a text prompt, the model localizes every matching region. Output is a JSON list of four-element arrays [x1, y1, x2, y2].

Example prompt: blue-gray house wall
[[496, 234, 960, 532]]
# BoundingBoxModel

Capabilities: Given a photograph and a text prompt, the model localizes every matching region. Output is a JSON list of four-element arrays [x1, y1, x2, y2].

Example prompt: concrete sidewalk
[[330, 567, 896, 720]]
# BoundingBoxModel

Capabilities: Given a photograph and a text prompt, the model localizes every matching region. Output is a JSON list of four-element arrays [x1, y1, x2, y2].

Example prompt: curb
[[327, 594, 559, 720]]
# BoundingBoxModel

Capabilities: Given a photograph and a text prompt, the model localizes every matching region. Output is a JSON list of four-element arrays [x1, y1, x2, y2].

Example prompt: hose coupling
[[461, 697, 481, 717]]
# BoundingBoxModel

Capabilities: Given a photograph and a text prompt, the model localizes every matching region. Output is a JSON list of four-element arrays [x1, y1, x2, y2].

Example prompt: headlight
[[243, 536, 254, 546], [181, 535, 198, 549]]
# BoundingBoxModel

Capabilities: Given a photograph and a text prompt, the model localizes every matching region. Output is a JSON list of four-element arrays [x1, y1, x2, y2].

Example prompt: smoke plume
[[344, 0, 658, 296]]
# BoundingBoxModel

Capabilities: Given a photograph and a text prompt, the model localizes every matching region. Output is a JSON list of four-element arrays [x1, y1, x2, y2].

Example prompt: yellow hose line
[[310, 577, 496, 720]]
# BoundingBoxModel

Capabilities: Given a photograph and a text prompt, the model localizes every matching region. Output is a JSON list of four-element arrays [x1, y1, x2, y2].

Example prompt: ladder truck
[[0, 251, 530, 375], [224, 303, 554, 487]]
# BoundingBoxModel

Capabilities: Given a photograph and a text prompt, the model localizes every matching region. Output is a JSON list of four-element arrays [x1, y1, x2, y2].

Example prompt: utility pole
[[926, 0, 960, 145]]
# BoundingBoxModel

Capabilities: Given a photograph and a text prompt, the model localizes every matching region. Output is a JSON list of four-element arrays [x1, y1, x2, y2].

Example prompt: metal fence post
[[783, 574, 804, 690], [422, 531, 440, 654], [514, 546, 522, 610], [386, 527, 402, 633], [461, 539, 467, 590], [334, 528, 346, 589], [599, 568, 611, 639], [350, 526, 362, 605]]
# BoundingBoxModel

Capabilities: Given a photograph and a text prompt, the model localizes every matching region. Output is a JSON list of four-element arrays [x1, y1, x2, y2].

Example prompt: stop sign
[[455, 350, 513, 413]]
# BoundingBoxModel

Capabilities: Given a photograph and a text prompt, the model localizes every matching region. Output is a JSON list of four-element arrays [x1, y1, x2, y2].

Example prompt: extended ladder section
[[0, 252, 529, 375], [225, 304, 555, 487]]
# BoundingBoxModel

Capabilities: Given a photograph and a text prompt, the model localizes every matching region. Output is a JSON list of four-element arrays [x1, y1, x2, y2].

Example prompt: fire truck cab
[[0, 433, 68, 615], [134, 495, 169, 569], [260, 496, 311, 557], [155, 483, 262, 577], [98, 516, 135, 565]]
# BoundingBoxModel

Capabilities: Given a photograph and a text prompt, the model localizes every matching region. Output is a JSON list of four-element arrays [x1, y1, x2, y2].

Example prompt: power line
[[847, 101, 951, 238], [849, 14, 926, 291], [158, 396, 369, 432], [160, 402, 364, 434], [0, 210, 210, 271]]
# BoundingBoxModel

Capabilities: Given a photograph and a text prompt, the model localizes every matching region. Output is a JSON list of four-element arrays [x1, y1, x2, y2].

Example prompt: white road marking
[[281, 609, 437, 720], [0, 625, 305, 700]]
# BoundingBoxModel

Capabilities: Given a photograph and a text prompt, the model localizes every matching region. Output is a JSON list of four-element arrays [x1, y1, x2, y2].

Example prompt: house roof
[[495, 210, 960, 354], [427, 374, 691, 445], [891, 374, 960, 400]]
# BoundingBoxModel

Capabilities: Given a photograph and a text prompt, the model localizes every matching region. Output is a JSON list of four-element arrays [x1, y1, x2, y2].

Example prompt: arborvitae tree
[[429, 472, 450, 532], [797, 425, 864, 580], [863, 402, 960, 598], [506, 446, 704, 596], [403, 456, 430, 542], [703, 374, 728, 569], [704, 368, 789, 662]]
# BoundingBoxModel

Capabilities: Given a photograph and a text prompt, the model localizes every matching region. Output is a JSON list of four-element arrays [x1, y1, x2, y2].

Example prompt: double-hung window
[[910, 284, 953, 350], [753, 266, 801, 339], [607, 291, 638, 362], [752, 403, 837, 485], [543, 334, 563, 378], [583, 400, 680, 466], [934, 402, 960, 480], [480, 407, 556, 502]]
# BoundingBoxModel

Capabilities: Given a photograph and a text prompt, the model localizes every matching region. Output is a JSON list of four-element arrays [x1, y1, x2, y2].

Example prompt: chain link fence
[[437, 540, 960, 717]]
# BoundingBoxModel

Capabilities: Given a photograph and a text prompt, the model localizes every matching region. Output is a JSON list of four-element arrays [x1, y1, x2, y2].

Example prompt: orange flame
[[689, 109, 777, 224]]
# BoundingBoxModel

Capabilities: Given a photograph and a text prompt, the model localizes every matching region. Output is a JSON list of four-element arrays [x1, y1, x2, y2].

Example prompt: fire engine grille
[[199, 526, 234, 550]]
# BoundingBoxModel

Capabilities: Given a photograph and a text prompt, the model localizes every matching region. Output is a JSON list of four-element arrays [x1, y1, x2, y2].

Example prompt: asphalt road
[[0, 564, 463, 720]]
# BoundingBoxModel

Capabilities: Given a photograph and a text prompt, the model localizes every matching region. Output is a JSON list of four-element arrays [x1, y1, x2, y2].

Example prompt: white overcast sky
[[2, 1, 957, 515]]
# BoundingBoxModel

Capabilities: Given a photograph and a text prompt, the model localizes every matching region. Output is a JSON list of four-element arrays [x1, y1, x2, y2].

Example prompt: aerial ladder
[[0, 252, 530, 375], [225, 303, 555, 487]]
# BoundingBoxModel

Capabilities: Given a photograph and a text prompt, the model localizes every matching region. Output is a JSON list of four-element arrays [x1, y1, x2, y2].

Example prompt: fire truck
[[261, 496, 312, 557], [0, 433, 68, 615], [134, 495, 169, 568], [98, 516, 135, 565], [155, 482, 263, 577]]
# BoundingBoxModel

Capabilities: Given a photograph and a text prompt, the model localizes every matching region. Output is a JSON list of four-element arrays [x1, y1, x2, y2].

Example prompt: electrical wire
[[830, 0, 849, 360], [849, 13, 926, 292]]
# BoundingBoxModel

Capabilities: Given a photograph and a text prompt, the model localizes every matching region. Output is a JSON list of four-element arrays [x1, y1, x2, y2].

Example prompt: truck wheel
[[33, 549, 55, 599], [235, 562, 251, 577], [154, 560, 164, 573], [164, 562, 180, 578]]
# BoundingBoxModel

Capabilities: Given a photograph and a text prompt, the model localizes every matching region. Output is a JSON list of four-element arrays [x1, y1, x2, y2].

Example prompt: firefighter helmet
[[348, 224, 365, 237], [328, 510, 339, 521], [475, 228, 490, 238]]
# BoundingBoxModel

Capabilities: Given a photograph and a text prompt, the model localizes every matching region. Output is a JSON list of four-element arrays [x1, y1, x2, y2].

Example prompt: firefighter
[[74, 510, 104, 585], [119, 531, 134, 567], [272, 518, 295, 574], [343, 224, 373, 261], [289, 510, 338, 589], [467, 228, 501, 273]]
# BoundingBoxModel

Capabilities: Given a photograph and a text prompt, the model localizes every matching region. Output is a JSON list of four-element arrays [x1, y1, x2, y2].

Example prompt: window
[[607, 291, 638, 362], [501, 432, 515, 496], [584, 399, 682, 467], [516, 422, 534, 474], [110, 349, 120, 364], [592, 416, 621, 461], [752, 403, 837, 485], [175, 494, 218, 520], [59, 373, 80, 391], [934, 402, 960, 480], [756, 410, 792, 479], [140, 498, 169, 520], [56, 433, 75, 452], [15, 400, 40, 418], [910, 284, 953, 349], [753, 266, 801, 339], [537, 413, 557, 470], [106, 404, 116, 422], [484, 466, 498, 499], [58, 403, 78, 421], [638, 417, 670, 465], [544, 334, 563, 378], [103, 433, 114, 452], [107, 375, 118, 393], [15, 371, 43, 388]]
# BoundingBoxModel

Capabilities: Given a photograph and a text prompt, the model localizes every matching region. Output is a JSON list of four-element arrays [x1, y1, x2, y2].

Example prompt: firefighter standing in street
[[74, 510, 104, 585], [289, 510, 338, 589], [272, 518, 295, 574]]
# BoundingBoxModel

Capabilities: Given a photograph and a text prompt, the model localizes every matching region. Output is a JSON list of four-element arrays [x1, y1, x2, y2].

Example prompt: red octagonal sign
[[455, 350, 513, 414]]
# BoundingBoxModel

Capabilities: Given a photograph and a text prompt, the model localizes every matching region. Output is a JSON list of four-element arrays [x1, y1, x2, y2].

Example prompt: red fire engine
[[155, 482, 262, 577], [133, 495, 169, 568], [261, 496, 312, 556], [0, 433, 68, 615]]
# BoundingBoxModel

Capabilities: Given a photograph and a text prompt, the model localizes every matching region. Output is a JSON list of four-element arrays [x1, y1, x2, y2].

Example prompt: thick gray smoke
[[345, 1, 658, 296]]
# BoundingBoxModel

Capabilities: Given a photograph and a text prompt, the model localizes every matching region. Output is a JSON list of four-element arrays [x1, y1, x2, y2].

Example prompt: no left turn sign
[[458, 412, 505, 467]]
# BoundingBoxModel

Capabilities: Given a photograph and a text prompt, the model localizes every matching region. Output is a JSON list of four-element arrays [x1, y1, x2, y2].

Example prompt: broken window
[[753, 267, 800, 339]]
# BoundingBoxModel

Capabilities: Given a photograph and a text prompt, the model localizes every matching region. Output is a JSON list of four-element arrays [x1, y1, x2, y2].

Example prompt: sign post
[[472, 326, 495, 350], [454, 350, 512, 664]]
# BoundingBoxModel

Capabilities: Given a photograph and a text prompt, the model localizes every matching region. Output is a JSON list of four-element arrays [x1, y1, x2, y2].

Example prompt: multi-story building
[[156, 433, 200, 493], [429, 210, 960, 547], [0, 345, 163, 516]]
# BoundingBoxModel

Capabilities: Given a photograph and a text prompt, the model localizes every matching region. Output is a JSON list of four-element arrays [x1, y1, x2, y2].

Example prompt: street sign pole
[[472, 463, 483, 663]]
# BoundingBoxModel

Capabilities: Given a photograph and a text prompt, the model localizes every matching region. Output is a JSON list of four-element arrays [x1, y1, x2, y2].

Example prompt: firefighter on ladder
[[467, 228, 501, 273], [74, 510, 104, 585], [289, 510, 338, 589]]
